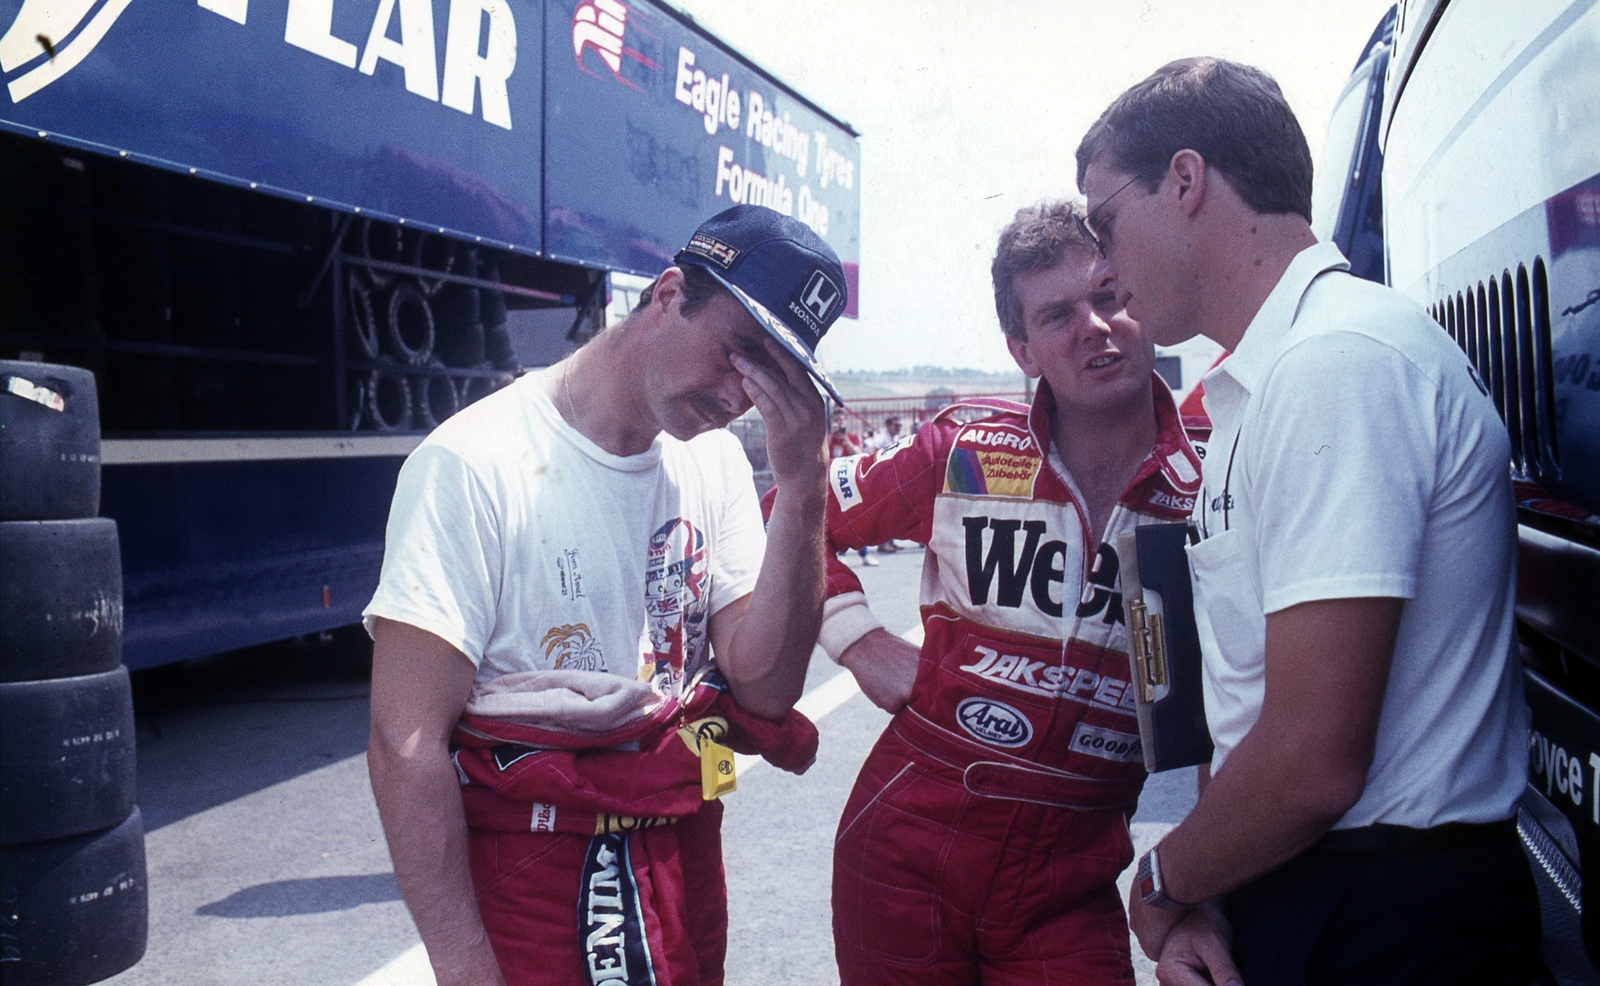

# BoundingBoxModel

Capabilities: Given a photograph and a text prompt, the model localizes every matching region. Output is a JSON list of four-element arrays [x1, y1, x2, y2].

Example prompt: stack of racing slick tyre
[[0, 360, 147, 986]]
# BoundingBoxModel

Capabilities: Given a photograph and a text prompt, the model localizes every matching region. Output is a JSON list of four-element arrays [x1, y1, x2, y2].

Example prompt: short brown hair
[[1075, 57, 1313, 222], [636, 263, 727, 318], [991, 200, 1093, 341]]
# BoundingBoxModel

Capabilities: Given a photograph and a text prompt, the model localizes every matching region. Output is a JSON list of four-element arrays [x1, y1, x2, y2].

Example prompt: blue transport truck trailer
[[1315, 1, 1600, 978], [0, 0, 860, 669]]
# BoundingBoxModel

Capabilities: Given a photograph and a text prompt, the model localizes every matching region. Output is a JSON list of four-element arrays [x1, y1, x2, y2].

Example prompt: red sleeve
[[761, 417, 957, 600], [760, 479, 867, 598]]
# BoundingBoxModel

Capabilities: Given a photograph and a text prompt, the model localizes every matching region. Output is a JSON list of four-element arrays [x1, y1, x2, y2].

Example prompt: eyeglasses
[[1075, 175, 1142, 259]]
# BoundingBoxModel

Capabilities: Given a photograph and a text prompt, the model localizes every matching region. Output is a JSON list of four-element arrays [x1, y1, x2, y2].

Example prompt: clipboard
[[1117, 523, 1213, 772]]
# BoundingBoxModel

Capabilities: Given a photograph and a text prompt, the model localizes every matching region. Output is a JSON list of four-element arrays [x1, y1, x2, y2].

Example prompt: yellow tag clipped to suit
[[678, 716, 737, 800], [700, 740, 737, 800]]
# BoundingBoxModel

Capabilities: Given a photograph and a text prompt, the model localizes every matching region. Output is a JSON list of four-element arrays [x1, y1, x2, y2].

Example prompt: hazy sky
[[671, 0, 1397, 374]]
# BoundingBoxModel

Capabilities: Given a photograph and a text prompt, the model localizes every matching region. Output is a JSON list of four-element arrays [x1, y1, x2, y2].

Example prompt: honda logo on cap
[[799, 270, 841, 323]]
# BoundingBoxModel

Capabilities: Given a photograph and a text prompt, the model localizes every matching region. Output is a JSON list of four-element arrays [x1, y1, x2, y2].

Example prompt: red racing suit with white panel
[[819, 377, 1207, 985]]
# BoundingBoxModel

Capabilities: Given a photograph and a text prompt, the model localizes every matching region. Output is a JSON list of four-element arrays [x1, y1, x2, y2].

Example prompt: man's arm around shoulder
[[368, 617, 505, 986]]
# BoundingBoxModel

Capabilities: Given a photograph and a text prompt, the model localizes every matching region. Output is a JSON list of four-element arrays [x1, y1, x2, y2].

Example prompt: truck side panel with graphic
[[0, 0, 860, 668], [1316, 1, 1600, 977]]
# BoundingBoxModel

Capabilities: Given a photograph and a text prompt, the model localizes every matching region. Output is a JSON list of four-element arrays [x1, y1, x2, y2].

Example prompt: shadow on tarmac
[[195, 873, 402, 918], [128, 625, 376, 832]]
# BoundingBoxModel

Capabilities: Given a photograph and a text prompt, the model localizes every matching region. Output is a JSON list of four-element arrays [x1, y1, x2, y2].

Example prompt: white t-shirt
[[1190, 241, 1526, 829], [363, 369, 765, 701]]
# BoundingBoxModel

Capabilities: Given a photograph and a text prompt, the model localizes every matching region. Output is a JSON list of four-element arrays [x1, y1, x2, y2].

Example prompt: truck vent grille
[[1429, 259, 1559, 476]]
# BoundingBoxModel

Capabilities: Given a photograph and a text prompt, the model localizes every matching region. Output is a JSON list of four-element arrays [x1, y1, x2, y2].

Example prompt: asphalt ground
[[105, 544, 1196, 986]]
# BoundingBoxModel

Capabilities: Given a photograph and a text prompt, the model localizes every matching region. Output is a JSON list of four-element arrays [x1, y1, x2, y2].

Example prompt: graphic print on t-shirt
[[556, 548, 586, 601], [642, 518, 710, 693], [541, 623, 605, 672]]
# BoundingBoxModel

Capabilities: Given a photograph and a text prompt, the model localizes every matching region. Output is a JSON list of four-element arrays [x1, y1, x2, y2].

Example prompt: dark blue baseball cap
[[674, 205, 849, 405]]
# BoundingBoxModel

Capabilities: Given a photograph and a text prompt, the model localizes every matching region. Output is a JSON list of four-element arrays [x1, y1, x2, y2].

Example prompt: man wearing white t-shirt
[[364, 206, 846, 986], [1076, 59, 1538, 983]]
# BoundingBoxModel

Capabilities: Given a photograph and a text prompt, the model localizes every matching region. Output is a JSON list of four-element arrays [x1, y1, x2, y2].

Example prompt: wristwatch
[[1135, 846, 1189, 911]]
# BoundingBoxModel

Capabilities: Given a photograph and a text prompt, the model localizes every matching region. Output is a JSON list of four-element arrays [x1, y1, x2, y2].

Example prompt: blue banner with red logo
[[0, 0, 544, 249], [0, 0, 861, 301], [544, 0, 860, 312]]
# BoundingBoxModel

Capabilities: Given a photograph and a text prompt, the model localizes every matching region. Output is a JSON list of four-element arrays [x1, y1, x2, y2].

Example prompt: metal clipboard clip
[[1127, 598, 1168, 703]]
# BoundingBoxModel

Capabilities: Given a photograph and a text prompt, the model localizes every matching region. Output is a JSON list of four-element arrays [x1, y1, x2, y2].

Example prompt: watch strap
[[1136, 846, 1189, 911]]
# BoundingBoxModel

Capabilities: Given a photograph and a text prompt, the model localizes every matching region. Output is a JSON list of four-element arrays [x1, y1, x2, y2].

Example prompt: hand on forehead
[[728, 318, 822, 405], [729, 320, 794, 374]]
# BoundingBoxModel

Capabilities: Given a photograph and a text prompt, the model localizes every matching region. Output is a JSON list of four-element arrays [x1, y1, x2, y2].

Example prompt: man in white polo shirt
[[1075, 58, 1538, 984]]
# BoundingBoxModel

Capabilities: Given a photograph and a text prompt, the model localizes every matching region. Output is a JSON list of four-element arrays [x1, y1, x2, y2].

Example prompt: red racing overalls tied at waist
[[448, 669, 818, 986]]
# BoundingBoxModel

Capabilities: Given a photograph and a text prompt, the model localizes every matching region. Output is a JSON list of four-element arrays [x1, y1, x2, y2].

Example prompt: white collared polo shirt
[[1190, 241, 1526, 830]]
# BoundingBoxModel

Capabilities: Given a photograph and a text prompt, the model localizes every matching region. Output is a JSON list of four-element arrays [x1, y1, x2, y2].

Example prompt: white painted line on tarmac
[[354, 624, 927, 986], [735, 624, 922, 776], [353, 940, 432, 986], [797, 665, 864, 720], [732, 669, 855, 776]]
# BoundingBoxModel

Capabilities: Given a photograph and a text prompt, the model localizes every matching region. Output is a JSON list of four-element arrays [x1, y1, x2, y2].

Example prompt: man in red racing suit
[[813, 201, 1209, 984]]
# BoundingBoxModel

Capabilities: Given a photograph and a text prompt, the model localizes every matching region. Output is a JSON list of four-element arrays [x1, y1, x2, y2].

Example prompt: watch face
[[1138, 873, 1157, 898]]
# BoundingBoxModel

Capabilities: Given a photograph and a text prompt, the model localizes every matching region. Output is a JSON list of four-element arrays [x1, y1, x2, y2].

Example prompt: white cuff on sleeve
[[818, 592, 885, 664]]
